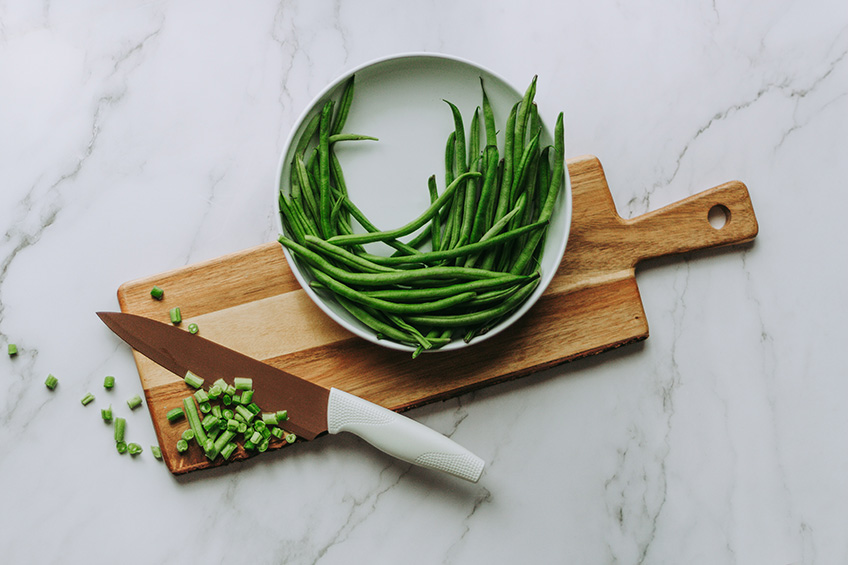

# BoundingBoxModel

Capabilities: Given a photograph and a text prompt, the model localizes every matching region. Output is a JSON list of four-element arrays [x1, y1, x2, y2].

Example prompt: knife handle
[[327, 388, 484, 482]]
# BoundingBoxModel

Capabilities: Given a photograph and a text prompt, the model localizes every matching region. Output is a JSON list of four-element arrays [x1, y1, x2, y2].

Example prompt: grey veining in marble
[[1, 0, 846, 563]]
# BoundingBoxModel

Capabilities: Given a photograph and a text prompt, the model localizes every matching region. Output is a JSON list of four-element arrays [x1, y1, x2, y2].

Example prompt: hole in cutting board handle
[[708, 204, 730, 229]]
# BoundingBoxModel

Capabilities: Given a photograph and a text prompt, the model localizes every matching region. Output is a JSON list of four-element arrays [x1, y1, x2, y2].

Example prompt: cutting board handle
[[625, 180, 759, 264]]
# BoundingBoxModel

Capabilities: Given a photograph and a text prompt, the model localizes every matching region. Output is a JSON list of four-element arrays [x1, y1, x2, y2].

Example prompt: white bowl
[[275, 53, 572, 353]]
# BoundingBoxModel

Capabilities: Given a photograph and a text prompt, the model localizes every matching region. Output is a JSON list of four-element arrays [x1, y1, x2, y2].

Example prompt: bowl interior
[[276, 53, 572, 353]]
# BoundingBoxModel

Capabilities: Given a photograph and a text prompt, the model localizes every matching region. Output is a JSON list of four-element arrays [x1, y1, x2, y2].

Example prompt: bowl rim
[[275, 51, 572, 353]]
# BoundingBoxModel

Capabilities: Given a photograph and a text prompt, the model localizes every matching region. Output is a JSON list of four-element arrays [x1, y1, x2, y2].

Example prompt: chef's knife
[[97, 311, 484, 482]]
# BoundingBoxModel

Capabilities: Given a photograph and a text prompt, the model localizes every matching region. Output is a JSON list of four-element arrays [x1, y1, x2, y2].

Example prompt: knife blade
[[97, 311, 484, 482]]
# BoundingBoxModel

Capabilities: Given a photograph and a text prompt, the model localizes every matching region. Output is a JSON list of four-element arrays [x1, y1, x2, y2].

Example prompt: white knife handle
[[327, 388, 484, 482]]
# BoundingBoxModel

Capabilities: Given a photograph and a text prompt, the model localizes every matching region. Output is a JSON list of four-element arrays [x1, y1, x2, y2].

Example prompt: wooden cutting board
[[117, 154, 758, 474]]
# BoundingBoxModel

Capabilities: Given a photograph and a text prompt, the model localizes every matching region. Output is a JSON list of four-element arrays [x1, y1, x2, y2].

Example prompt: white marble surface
[[1, 1, 846, 563]]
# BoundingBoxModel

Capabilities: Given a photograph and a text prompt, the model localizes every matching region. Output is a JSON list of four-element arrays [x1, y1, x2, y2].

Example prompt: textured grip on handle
[[327, 388, 484, 482]]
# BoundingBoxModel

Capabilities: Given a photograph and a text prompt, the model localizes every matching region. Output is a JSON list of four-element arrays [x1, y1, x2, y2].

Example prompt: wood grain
[[116, 154, 759, 474]]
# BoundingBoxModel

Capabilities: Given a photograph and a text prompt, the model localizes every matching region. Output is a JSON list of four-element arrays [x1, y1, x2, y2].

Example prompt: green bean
[[280, 236, 508, 286], [459, 283, 525, 309], [303, 235, 396, 273], [293, 113, 321, 162], [294, 154, 320, 228], [414, 329, 443, 358], [508, 129, 541, 218], [494, 102, 519, 223], [468, 145, 500, 245], [318, 99, 335, 238], [513, 75, 537, 168], [325, 171, 481, 247], [510, 112, 565, 275], [480, 78, 497, 148], [427, 175, 442, 252], [334, 295, 420, 346], [519, 148, 542, 228], [444, 130, 456, 195], [325, 176, 420, 256], [329, 133, 378, 144], [535, 146, 552, 218], [465, 193, 529, 268], [308, 268, 477, 315], [279, 193, 307, 244], [456, 107, 481, 251], [394, 202, 455, 254], [329, 148, 348, 197], [360, 273, 534, 302], [405, 277, 539, 328], [444, 101, 467, 250], [331, 75, 355, 135], [385, 314, 434, 350], [357, 221, 545, 266]]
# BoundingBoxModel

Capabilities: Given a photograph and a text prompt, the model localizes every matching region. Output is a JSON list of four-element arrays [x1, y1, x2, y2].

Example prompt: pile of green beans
[[278, 74, 565, 356]]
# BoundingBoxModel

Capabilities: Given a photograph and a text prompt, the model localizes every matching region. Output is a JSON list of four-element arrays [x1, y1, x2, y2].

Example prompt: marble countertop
[[1, 1, 846, 563]]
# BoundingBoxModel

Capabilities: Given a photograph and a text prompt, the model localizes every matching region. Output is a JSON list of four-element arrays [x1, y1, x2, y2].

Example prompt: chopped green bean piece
[[262, 413, 278, 426], [44, 374, 58, 390], [221, 394, 232, 406], [199, 401, 212, 413], [127, 394, 142, 410], [243, 440, 256, 451], [208, 385, 222, 400], [150, 285, 164, 300], [270, 427, 284, 439], [232, 393, 242, 405], [166, 407, 185, 423], [226, 419, 239, 432], [237, 422, 247, 434], [285, 433, 297, 444], [253, 419, 266, 432], [222, 409, 234, 420], [249, 431, 263, 444], [151, 445, 163, 460], [211, 404, 222, 419], [101, 405, 113, 422], [240, 390, 254, 404], [276, 410, 288, 423], [169, 307, 182, 325], [183, 371, 204, 389], [233, 377, 253, 391], [235, 405, 254, 422], [81, 392, 95, 406], [127, 443, 143, 456], [116, 441, 128, 454], [207, 426, 221, 443], [183, 397, 208, 448], [8, 343, 18, 356], [247, 403, 261, 415], [103, 375, 115, 389], [182, 429, 195, 441], [114, 417, 126, 443], [221, 442, 237, 460], [201, 414, 220, 432], [176, 438, 189, 453], [187, 322, 199, 334], [257, 439, 269, 452], [194, 389, 209, 404]]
